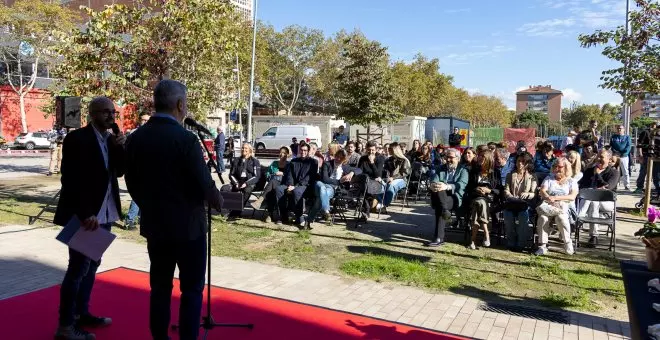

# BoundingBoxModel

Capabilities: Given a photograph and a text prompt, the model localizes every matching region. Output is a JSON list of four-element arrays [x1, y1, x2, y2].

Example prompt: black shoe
[[426, 239, 445, 247], [587, 236, 598, 248], [76, 314, 112, 328], [54, 325, 96, 340]]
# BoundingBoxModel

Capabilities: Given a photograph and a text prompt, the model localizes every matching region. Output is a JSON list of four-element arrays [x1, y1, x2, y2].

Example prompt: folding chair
[[574, 188, 617, 254], [399, 171, 414, 211]]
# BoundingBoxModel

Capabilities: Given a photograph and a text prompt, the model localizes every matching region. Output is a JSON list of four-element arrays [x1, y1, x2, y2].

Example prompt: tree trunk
[[19, 94, 28, 133]]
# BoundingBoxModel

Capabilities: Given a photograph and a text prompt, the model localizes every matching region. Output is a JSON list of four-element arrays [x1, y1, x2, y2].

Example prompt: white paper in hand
[[56, 216, 116, 262]]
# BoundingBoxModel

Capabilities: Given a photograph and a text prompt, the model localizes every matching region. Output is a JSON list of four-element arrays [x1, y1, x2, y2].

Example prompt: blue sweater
[[534, 154, 554, 175], [610, 134, 631, 157]]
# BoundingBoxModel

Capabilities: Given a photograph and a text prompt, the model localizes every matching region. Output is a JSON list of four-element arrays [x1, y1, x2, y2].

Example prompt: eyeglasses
[[446, 156, 456, 159]]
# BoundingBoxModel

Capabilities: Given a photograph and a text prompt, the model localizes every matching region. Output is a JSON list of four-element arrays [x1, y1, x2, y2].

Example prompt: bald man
[[53, 96, 126, 340]]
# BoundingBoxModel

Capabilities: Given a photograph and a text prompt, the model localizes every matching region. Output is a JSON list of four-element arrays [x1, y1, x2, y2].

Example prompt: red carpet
[[0, 267, 467, 339]]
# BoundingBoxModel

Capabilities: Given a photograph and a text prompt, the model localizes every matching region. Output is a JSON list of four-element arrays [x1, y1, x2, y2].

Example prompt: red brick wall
[[0, 86, 54, 141], [0, 86, 139, 141]]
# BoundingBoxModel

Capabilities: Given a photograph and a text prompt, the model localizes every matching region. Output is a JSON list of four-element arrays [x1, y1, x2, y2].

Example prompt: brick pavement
[[0, 224, 630, 340]]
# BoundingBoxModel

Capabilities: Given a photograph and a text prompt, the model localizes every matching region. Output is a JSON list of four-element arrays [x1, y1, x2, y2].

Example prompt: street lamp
[[623, 0, 631, 135], [246, 0, 258, 143]]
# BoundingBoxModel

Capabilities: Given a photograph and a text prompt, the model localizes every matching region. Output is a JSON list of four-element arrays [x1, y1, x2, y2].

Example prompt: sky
[[258, 0, 630, 110]]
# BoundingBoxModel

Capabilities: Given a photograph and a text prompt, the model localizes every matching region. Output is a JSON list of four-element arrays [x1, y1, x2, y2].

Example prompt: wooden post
[[645, 158, 655, 216]]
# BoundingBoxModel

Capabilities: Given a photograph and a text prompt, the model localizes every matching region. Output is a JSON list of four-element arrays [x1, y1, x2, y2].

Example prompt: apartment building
[[632, 93, 660, 119], [515, 85, 563, 122]]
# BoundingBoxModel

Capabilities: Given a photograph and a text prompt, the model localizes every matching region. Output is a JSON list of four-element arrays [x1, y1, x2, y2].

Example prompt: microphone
[[184, 117, 212, 136], [111, 123, 120, 135]]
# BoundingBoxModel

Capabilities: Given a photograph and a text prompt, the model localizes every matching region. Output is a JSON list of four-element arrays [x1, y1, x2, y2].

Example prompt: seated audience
[[582, 144, 597, 169], [534, 142, 555, 183], [466, 149, 501, 249], [494, 147, 511, 186], [578, 149, 620, 247], [535, 157, 577, 256], [346, 141, 361, 167], [460, 147, 476, 171], [262, 146, 291, 222], [228, 143, 261, 219], [307, 149, 350, 226], [407, 139, 422, 160], [377, 143, 411, 209], [427, 148, 468, 247], [503, 153, 537, 251], [566, 150, 583, 182], [275, 143, 317, 227]]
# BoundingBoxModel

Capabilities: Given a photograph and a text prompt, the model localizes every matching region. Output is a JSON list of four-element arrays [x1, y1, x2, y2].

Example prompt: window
[[263, 127, 276, 136], [528, 94, 548, 101]]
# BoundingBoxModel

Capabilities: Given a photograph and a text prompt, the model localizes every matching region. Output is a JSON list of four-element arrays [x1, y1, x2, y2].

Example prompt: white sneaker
[[564, 242, 575, 255], [468, 242, 476, 250], [534, 247, 548, 256], [483, 240, 491, 247], [649, 278, 660, 291], [376, 203, 383, 210]]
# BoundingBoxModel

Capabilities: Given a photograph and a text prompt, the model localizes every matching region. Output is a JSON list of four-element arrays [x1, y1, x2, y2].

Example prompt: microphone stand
[[171, 127, 254, 338]]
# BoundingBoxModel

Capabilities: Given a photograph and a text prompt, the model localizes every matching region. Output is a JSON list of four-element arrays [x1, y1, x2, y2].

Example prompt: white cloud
[[518, 19, 576, 37], [444, 8, 471, 14], [562, 88, 583, 103], [442, 45, 515, 65], [519, 0, 626, 38], [466, 88, 481, 95]]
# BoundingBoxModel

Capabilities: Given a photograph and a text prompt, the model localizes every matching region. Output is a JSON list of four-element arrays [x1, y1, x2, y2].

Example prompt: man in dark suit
[[53, 96, 126, 340], [125, 80, 223, 340], [275, 142, 317, 227], [213, 125, 226, 173], [427, 148, 468, 247]]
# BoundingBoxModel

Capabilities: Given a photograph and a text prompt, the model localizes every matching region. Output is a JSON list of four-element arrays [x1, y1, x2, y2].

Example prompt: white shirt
[[331, 162, 344, 180], [92, 125, 120, 224]]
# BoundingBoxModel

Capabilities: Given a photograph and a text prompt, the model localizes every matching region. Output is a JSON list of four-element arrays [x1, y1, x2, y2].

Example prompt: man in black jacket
[[578, 148, 620, 247], [276, 142, 317, 226], [125, 80, 223, 340], [53, 97, 126, 340], [213, 125, 226, 173]]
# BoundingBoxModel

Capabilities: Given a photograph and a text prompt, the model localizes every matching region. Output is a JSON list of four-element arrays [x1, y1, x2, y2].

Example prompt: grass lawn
[[0, 196, 626, 320]]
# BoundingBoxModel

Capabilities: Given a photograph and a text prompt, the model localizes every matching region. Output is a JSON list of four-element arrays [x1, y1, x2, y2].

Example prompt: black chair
[[250, 165, 273, 218], [331, 174, 370, 227], [575, 188, 617, 254]]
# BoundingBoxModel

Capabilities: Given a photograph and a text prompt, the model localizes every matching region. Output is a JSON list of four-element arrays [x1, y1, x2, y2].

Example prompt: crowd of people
[[217, 119, 639, 257]]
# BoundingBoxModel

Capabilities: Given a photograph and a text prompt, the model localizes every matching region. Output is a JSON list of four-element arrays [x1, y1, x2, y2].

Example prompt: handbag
[[366, 180, 385, 195], [536, 202, 564, 217], [503, 198, 528, 212]]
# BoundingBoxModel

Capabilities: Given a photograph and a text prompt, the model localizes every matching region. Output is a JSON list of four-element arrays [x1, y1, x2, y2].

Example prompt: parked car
[[14, 132, 51, 150], [254, 125, 322, 150]]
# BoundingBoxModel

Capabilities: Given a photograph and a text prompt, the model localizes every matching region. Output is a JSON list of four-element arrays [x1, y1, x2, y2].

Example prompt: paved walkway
[[0, 224, 630, 340]]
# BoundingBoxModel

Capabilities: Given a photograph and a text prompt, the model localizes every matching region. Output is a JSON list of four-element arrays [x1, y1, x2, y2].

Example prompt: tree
[[0, 0, 78, 132], [257, 24, 323, 115], [336, 31, 401, 127], [390, 53, 454, 117], [52, 0, 244, 121], [578, 0, 660, 103], [632, 115, 655, 129], [515, 110, 549, 128], [306, 30, 348, 114], [562, 103, 620, 129]]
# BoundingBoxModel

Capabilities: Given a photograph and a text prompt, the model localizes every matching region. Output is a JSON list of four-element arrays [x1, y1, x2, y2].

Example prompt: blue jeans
[[308, 182, 335, 221], [503, 210, 529, 248], [59, 223, 111, 327], [147, 235, 207, 340], [126, 200, 140, 223], [214, 148, 225, 173], [377, 179, 406, 206]]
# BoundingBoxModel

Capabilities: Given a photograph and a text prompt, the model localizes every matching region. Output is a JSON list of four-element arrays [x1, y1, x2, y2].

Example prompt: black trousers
[[229, 183, 255, 216], [430, 190, 455, 242], [275, 184, 308, 221], [147, 235, 206, 340]]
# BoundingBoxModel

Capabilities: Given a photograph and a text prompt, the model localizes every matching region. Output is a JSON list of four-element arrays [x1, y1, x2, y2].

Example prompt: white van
[[255, 125, 322, 150]]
